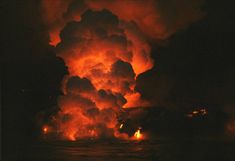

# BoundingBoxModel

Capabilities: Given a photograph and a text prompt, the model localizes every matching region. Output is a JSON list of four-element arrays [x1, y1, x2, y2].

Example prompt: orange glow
[[133, 128, 143, 140], [49, 30, 61, 46], [40, 0, 206, 141], [41, 3, 155, 141], [41, 0, 205, 46], [200, 109, 207, 115], [186, 108, 208, 118], [68, 133, 76, 141], [43, 127, 48, 133], [42, 125, 49, 134], [123, 92, 150, 108], [134, 129, 141, 139], [192, 111, 199, 114]]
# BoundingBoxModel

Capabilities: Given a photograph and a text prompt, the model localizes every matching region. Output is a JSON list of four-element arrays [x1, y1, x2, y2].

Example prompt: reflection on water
[[6, 139, 235, 161]]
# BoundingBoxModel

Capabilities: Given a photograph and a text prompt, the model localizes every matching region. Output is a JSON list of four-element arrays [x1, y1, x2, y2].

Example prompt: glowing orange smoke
[[41, 0, 205, 46], [40, 8, 153, 141], [134, 129, 141, 139], [40, 0, 205, 141]]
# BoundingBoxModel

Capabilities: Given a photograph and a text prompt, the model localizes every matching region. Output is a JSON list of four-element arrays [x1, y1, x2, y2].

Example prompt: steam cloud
[[44, 9, 153, 140], [41, 0, 205, 45], [40, 0, 205, 140]]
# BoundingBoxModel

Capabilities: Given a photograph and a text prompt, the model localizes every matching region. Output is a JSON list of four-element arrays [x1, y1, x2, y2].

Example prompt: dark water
[[5, 138, 235, 161]]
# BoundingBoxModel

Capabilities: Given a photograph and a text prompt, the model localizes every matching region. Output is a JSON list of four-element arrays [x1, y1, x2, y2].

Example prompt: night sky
[[1, 0, 235, 155]]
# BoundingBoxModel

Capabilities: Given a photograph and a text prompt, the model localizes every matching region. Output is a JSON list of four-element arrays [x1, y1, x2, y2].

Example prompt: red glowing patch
[[42, 125, 50, 134]]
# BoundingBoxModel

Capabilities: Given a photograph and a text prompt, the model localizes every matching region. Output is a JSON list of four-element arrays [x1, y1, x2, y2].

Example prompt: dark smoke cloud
[[58, 94, 96, 111], [135, 4, 235, 134], [111, 60, 135, 79], [66, 76, 95, 94]]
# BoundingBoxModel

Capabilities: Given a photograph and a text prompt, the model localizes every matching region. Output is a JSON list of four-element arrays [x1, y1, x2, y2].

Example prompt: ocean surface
[[4, 138, 235, 161]]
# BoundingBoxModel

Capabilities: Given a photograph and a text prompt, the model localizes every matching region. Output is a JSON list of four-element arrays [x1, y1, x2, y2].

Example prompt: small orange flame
[[134, 128, 143, 140], [192, 110, 199, 114], [68, 134, 76, 141], [120, 124, 123, 129], [42, 126, 49, 134], [186, 108, 208, 118], [200, 109, 207, 115]]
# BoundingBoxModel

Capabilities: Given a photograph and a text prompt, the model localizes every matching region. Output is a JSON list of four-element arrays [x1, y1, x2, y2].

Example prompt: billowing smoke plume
[[52, 75, 127, 140], [41, 0, 205, 46], [57, 9, 153, 108], [42, 9, 153, 140], [40, 0, 205, 140]]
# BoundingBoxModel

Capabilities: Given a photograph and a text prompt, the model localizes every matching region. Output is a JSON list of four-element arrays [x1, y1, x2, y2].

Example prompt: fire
[[192, 111, 199, 114], [42, 125, 49, 134], [186, 108, 208, 118], [133, 128, 143, 140], [120, 124, 123, 129], [134, 129, 141, 139], [68, 133, 76, 141]]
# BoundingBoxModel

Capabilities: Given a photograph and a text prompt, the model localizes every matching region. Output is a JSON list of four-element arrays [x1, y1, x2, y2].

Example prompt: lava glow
[[42, 126, 49, 134], [133, 128, 143, 140], [40, 0, 206, 141], [186, 108, 208, 118], [40, 8, 154, 141]]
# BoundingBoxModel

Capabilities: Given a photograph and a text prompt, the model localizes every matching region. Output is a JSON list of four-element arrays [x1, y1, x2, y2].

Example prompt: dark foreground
[[4, 138, 235, 161]]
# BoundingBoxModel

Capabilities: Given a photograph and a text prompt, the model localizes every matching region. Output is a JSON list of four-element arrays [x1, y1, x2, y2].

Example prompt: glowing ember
[[200, 109, 207, 115], [186, 108, 208, 118], [133, 128, 143, 140], [192, 111, 199, 114], [42, 126, 49, 134], [68, 133, 76, 141]]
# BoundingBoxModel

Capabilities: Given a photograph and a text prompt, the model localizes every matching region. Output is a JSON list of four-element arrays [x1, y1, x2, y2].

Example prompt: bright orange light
[[200, 108, 207, 115], [42, 126, 49, 134], [186, 108, 208, 118], [120, 124, 123, 129], [134, 128, 143, 140], [68, 134, 76, 141], [192, 110, 199, 114]]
